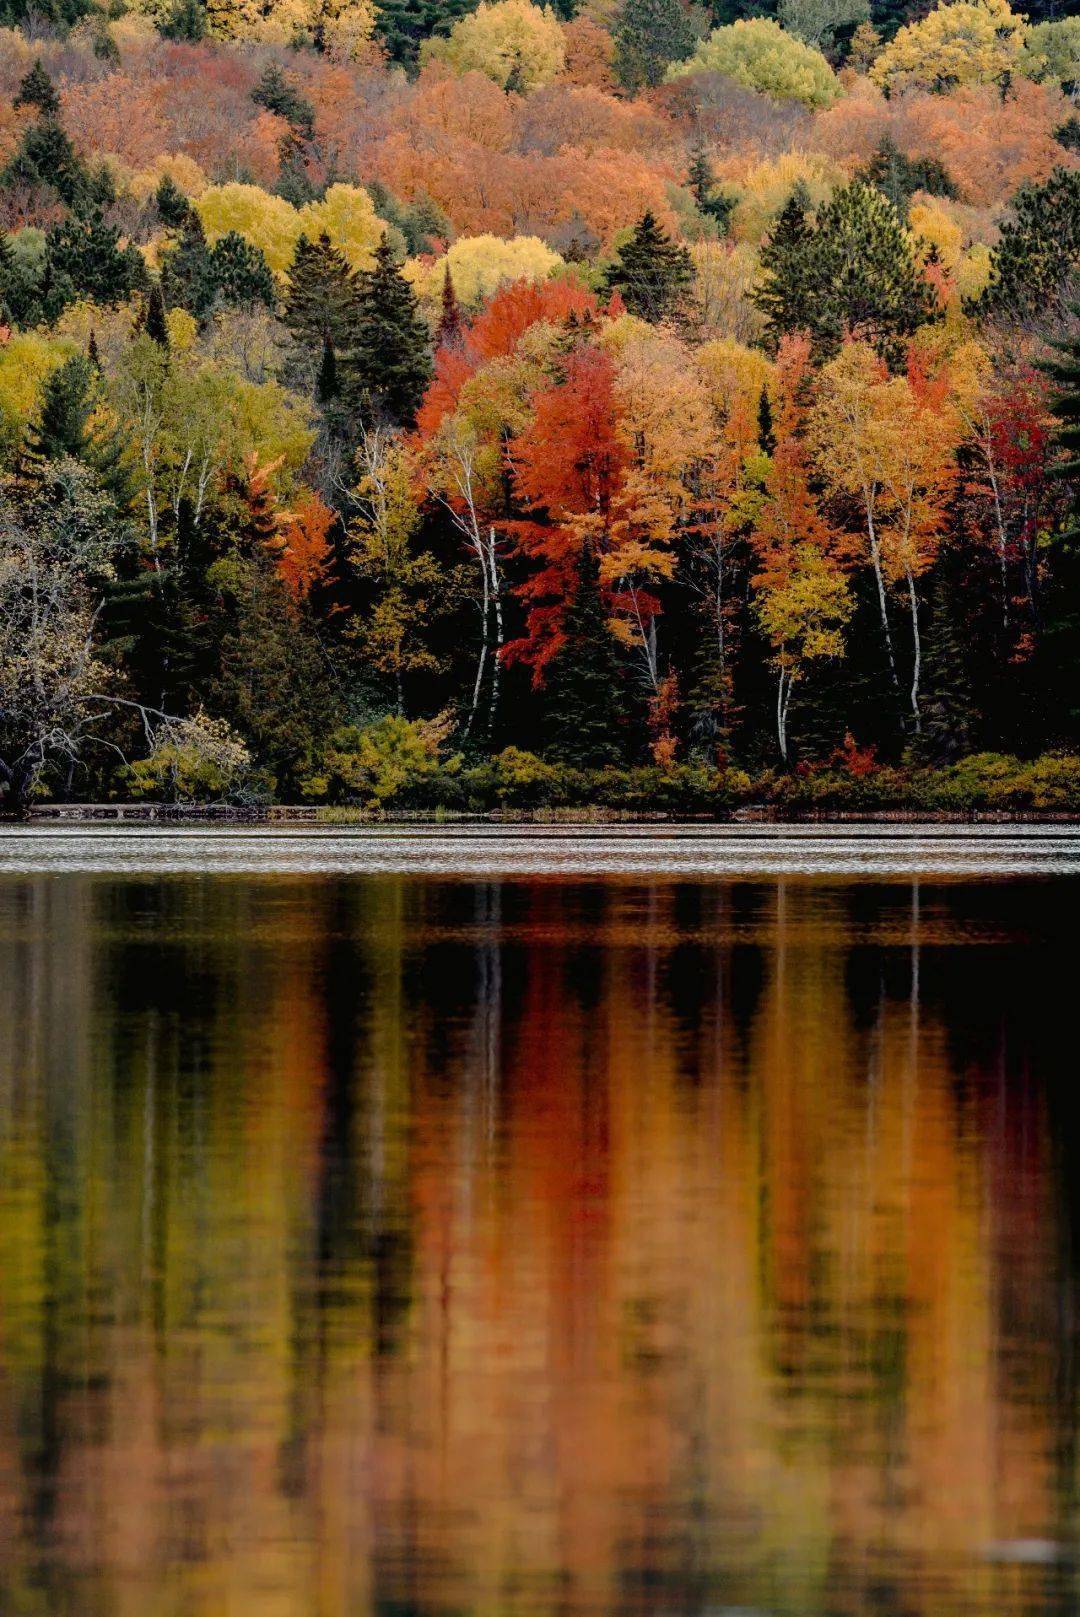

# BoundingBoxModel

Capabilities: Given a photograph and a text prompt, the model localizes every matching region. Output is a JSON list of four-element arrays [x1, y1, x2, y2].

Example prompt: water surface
[[1, 848, 1079, 1615]]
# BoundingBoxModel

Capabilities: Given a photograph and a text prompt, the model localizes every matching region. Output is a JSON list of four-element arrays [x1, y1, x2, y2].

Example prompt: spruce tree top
[[605, 211, 694, 323], [15, 60, 60, 119]]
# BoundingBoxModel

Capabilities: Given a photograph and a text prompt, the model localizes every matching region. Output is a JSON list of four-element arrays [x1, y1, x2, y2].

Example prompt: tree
[[541, 546, 628, 767], [283, 232, 360, 383], [208, 232, 276, 311], [605, 212, 694, 323], [421, 0, 567, 88], [777, 0, 869, 52], [42, 211, 148, 319], [435, 265, 464, 349], [977, 168, 1080, 323], [0, 461, 128, 810], [1047, 316, 1080, 533], [754, 181, 938, 365], [754, 545, 852, 763], [856, 136, 957, 217], [666, 18, 841, 108], [348, 429, 448, 713], [155, 174, 191, 229], [407, 236, 564, 308], [687, 143, 734, 233], [252, 63, 316, 140], [374, 0, 480, 66], [343, 240, 432, 428], [870, 0, 1028, 94], [613, 0, 696, 90], [143, 283, 171, 350], [14, 60, 61, 119]]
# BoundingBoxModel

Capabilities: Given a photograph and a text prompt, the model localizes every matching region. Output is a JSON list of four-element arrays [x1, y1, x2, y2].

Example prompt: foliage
[[666, 19, 841, 108], [613, 0, 695, 90], [978, 167, 1080, 322], [870, 0, 1028, 95], [422, 0, 566, 88]]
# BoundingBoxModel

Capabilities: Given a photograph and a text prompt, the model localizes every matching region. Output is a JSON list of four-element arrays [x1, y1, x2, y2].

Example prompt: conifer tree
[[252, 63, 316, 140], [543, 547, 627, 769], [284, 233, 358, 355], [160, 0, 207, 39], [374, 0, 479, 66], [207, 232, 276, 311], [1045, 311, 1080, 539], [42, 208, 147, 319], [343, 239, 432, 428], [21, 353, 130, 504], [687, 142, 733, 233], [160, 211, 216, 317], [613, 0, 695, 89], [856, 135, 955, 216], [754, 180, 937, 365], [978, 167, 1080, 323], [143, 282, 170, 349], [154, 174, 190, 229], [605, 211, 694, 323], [435, 264, 463, 349], [14, 60, 60, 118]]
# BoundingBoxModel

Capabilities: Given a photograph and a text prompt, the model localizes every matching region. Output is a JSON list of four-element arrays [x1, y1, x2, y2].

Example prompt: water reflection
[[0, 874, 1078, 1615]]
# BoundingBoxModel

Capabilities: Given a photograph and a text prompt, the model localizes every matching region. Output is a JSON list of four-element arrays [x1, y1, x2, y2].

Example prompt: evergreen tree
[[374, 0, 479, 66], [155, 173, 190, 229], [284, 232, 359, 367], [343, 239, 432, 427], [208, 231, 276, 311], [543, 547, 627, 769], [687, 142, 733, 234], [613, 0, 696, 89], [978, 167, 1080, 324], [757, 386, 775, 455], [42, 208, 147, 319], [366, 180, 452, 257], [754, 179, 937, 365], [856, 135, 956, 216], [143, 281, 170, 349], [1045, 310, 1080, 539], [21, 353, 130, 503], [14, 60, 60, 118], [252, 63, 316, 139], [1, 117, 109, 214], [1057, 116, 1080, 155], [159, 0, 207, 38], [160, 211, 216, 317], [605, 211, 694, 323], [435, 264, 463, 349]]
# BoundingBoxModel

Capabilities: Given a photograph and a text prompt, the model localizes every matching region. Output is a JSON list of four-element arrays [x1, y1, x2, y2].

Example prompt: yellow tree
[[812, 340, 965, 730], [350, 429, 448, 714], [870, 0, 1027, 94], [751, 334, 851, 762], [754, 547, 852, 764], [421, 0, 566, 88]]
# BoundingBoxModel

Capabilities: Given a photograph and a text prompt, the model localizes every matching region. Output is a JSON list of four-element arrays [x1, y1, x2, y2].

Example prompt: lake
[[2, 829, 1080, 1615]]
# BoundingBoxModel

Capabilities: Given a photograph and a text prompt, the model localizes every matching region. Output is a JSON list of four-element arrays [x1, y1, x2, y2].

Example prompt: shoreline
[[12, 803, 1080, 827]]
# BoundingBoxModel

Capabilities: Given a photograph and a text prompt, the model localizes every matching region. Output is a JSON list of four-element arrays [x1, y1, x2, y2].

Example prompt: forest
[[0, 0, 1077, 811]]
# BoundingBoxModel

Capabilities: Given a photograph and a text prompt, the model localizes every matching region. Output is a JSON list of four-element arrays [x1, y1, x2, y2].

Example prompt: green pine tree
[[754, 179, 937, 365], [42, 208, 147, 319], [142, 282, 171, 349], [1045, 309, 1080, 539], [435, 263, 463, 349], [252, 63, 316, 139], [159, 0, 207, 38], [374, 0, 479, 66], [21, 353, 130, 504], [342, 239, 432, 428], [977, 167, 1080, 324], [605, 211, 694, 323], [856, 135, 956, 217], [155, 174, 190, 229], [208, 232, 276, 311], [284, 232, 359, 354], [613, 0, 695, 89], [14, 60, 60, 118], [687, 142, 733, 234], [543, 547, 628, 769], [160, 211, 217, 319]]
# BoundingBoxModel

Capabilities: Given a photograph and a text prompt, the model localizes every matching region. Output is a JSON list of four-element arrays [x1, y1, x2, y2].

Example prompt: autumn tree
[[870, 0, 1027, 95], [541, 545, 627, 767]]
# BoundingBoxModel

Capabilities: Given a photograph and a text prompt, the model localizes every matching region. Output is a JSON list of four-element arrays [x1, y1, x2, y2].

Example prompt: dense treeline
[[0, 0, 1076, 809]]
